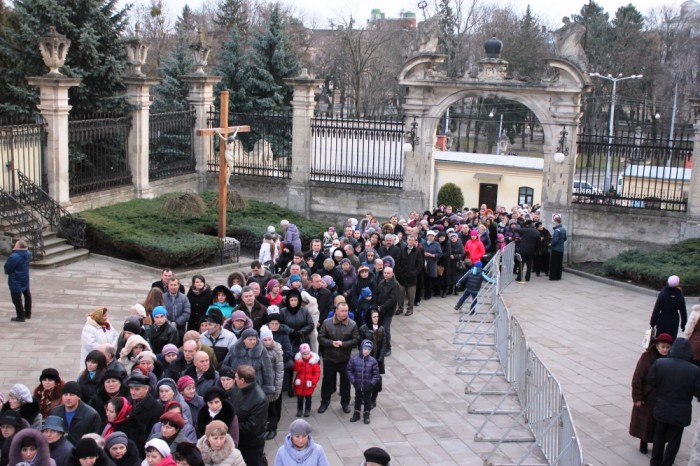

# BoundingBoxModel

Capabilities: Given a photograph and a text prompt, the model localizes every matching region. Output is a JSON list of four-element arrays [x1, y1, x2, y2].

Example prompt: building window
[[519, 187, 534, 206]]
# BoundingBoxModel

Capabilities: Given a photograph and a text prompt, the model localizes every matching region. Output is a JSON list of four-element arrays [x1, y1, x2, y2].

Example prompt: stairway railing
[[0, 188, 44, 258], [16, 171, 86, 248]]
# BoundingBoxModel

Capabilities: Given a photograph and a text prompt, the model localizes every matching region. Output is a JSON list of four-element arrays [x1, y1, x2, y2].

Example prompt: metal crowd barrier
[[453, 241, 584, 465]]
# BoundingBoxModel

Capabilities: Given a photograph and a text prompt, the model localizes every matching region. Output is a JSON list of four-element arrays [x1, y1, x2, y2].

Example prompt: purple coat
[[284, 224, 302, 255], [346, 353, 379, 392]]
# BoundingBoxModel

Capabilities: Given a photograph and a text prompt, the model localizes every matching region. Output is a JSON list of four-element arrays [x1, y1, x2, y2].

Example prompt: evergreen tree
[[239, 4, 300, 111], [175, 4, 197, 37], [213, 0, 249, 44], [151, 29, 193, 111], [215, 23, 249, 111], [0, 0, 131, 116]]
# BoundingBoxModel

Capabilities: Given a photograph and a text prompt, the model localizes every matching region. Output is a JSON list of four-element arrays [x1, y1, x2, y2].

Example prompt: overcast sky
[[144, 0, 671, 29]]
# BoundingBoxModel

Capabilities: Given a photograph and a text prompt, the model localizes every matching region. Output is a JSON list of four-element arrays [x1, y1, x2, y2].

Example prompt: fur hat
[[0, 410, 22, 428], [74, 438, 101, 459], [289, 419, 312, 436], [144, 439, 170, 458], [125, 374, 149, 388], [101, 369, 124, 384], [123, 319, 142, 335], [206, 308, 224, 326], [219, 367, 235, 380], [363, 447, 391, 465], [40, 368, 61, 384], [9, 384, 32, 404]]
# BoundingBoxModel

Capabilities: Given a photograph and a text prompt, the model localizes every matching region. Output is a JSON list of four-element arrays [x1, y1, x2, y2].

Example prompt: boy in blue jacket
[[454, 261, 495, 315], [346, 340, 379, 424]]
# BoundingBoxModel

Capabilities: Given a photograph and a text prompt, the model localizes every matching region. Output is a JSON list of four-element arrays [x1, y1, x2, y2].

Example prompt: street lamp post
[[589, 72, 643, 192]]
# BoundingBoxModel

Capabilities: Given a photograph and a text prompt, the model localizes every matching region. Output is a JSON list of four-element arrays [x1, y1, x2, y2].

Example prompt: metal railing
[[206, 108, 292, 178], [16, 171, 86, 248], [575, 127, 692, 211], [310, 116, 405, 188], [0, 188, 44, 258], [454, 241, 584, 465], [149, 108, 197, 180], [0, 116, 45, 193], [68, 114, 132, 195]]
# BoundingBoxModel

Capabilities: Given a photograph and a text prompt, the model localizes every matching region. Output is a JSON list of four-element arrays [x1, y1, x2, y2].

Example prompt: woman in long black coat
[[649, 275, 687, 340]]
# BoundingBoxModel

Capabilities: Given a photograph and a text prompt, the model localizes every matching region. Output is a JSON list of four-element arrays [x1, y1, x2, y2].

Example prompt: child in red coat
[[293, 343, 321, 418]]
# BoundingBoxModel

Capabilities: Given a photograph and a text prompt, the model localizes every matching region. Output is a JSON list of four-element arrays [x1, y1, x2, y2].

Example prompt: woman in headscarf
[[101, 397, 145, 453], [8, 427, 57, 466], [80, 307, 117, 371]]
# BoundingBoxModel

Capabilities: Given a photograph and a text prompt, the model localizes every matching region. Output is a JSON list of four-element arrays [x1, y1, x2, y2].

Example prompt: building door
[[479, 183, 498, 210]]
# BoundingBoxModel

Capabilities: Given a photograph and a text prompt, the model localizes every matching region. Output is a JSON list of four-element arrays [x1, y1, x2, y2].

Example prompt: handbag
[[375, 375, 383, 392], [642, 327, 655, 349], [456, 260, 466, 271]]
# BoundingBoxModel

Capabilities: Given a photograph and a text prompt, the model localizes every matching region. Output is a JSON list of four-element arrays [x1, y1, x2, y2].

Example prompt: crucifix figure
[[195, 91, 250, 238]]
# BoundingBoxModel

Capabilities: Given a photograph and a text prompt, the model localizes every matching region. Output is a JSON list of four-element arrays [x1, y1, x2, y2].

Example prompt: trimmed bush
[[602, 238, 700, 294], [437, 182, 464, 210], [81, 194, 327, 267]]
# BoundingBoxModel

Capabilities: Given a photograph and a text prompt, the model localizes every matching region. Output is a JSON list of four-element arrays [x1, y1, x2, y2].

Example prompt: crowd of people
[[1, 203, 562, 466]]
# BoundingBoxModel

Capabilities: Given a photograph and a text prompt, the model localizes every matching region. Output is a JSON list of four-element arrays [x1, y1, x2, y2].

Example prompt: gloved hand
[[306, 381, 312, 388], [295, 379, 301, 386]]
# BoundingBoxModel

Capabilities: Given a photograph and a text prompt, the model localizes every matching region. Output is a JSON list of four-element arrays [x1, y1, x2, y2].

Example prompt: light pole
[[589, 72, 643, 191]]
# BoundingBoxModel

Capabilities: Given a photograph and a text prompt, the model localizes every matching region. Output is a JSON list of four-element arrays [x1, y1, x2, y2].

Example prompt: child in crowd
[[292, 344, 320, 418], [266, 279, 283, 306], [346, 340, 379, 424], [454, 261, 495, 315], [358, 310, 387, 408]]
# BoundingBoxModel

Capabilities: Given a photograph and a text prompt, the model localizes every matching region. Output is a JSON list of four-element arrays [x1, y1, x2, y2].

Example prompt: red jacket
[[292, 352, 321, 396], [464, 238, 486, 264]]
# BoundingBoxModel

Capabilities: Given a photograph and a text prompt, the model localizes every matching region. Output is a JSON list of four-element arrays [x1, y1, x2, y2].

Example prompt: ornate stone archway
[[397, 44, 591, 221]]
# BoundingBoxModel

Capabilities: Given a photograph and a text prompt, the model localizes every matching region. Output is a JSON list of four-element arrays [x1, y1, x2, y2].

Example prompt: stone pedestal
[[26, 75, 81, 206], [124, 76, 160, 199], [687, 98, 700, 218], [285, 71, 322, 217], [182, 74, 222, 189]]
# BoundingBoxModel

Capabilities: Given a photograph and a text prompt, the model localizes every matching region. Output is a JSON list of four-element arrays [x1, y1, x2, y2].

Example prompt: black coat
[[1, 399, 41, 429], [108, 440, 141, 466], [88, 385, 130, 427], [50, 401, 102, 446], [307, 286, 333, 322], [373, 277, 400, 316], [128, 395, 162, 437], [149, 322, 179, 355], [647, 338, 700, 427], [230, 382, 268, 449], [513, 226, 540, 255], [48, 436, 74, 466], [187, 286, 213, 331], [195, 396, 237, 439], [396, 246, 424, 287], [650, 286, 688, 339]]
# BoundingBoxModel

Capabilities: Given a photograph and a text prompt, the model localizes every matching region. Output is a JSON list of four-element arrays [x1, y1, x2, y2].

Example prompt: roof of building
[[434, 151, 544, 170]]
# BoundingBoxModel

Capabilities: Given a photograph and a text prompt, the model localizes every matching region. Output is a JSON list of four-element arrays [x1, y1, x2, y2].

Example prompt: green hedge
[[81, 193, 327, 267], [602, 238, 700, 294]]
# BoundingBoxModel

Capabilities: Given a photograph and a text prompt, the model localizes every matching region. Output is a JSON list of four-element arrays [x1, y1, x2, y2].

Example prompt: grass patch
[[602, 238, 700, 294], [81, 192, 326, 267]]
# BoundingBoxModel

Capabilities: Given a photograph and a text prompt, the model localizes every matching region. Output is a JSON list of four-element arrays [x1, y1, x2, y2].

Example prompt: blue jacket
[[550, 224, 567, 253], [346, 353, 379, 392], [4, 249, 30, 292]]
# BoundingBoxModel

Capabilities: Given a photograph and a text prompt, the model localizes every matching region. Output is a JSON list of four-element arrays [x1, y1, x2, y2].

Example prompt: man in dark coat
[[549, 215, 567, 281], [49, 382, 101, 446], [396, 235, 424, 317], [151, 268, 185, 294], [185, 351, 220, 395], [231, 365, 269, 466], [373, 267, 400, 355], [514, 220, 540, 282], [4, 239, 31, 321], [308, 274, 333, 322], [303, 239, 327, 274], [317, 302, 360, 414], [126, 373, 162, 435], [647, 337, 700, 465]]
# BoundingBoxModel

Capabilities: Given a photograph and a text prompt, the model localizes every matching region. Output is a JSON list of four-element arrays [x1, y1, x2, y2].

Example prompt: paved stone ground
[[502, 272, 699, 466], [1, 255, 694, 465]]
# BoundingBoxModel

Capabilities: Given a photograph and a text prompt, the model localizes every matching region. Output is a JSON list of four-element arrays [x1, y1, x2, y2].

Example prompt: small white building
[[434, 151, 544, 209]]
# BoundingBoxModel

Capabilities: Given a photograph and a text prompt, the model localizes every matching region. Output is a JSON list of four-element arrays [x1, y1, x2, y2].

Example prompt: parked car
[[573, 180, 601, 195]]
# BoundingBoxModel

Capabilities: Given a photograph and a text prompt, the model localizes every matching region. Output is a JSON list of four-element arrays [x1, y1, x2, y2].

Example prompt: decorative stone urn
[[38, 26, 71, 75], [484, 37, 503, 59], [125, 24, 150, 77], [190, 30, 211, 75]]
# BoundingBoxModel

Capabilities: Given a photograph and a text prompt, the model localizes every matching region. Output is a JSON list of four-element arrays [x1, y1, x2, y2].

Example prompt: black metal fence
[[206, 108, 292, 178], [0, 116, 46, 194], [575, 127, 693, 211], [149, 108, 197, 180], [69, 114, 132, 195], [310, 116, 405, 188]]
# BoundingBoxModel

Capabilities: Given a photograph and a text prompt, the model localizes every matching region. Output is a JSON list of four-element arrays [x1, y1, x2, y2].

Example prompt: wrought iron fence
[[69, 114, 132, 195], [206, 108, 292, 178], [310, 116, 405, 188], [149, 108, 197, 180], [575, 127, 693, 211], [0, 188, 44, 258], [0, 116, 45, 193]]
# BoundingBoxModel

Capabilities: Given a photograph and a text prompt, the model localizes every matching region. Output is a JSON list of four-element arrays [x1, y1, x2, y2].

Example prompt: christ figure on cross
[[215, 128, 241, 185]]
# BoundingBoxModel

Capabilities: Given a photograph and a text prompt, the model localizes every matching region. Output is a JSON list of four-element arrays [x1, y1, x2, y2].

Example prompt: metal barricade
[[499, 242, 515, 290]]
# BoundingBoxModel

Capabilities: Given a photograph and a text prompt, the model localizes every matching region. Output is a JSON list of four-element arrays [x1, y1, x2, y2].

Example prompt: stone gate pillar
[[687, 98, 700, 218], [27, 27, 80, 207], [124, 27, 159, 199], [284, 69, 322, 217], [181, 32, 221, 190]]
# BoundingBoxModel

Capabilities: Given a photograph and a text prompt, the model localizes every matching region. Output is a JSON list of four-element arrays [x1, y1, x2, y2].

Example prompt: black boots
[[350, 411, 361, 422], [639, 440, 648, 454], [440, 289, 447, 298], [363, 411, 370, 424]]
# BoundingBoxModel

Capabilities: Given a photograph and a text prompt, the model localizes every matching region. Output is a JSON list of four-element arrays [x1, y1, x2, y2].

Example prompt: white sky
[[146, 0, 671, 29]]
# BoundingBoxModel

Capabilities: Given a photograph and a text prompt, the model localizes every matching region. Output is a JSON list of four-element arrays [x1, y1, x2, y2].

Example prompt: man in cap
[[199, 308, 236, 366], [126, 373, 162, 434], [362, 446, 391, 466], [49, 381, 101, 446], [42, 415, 73, 466]]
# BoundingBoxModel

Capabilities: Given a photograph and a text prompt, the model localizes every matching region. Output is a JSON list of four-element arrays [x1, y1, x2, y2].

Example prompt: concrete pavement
[[0, 255, 694, 464]]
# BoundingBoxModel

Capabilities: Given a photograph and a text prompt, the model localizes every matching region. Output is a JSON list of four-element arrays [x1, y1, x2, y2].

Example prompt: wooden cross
[[195, 91, 250, 239]]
